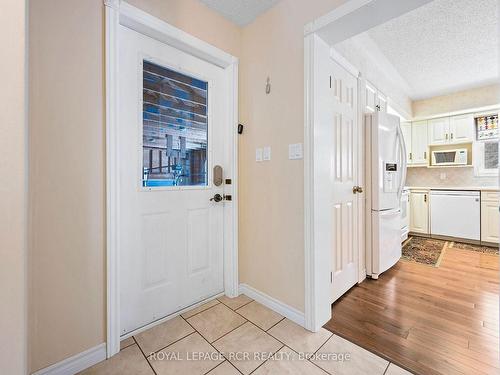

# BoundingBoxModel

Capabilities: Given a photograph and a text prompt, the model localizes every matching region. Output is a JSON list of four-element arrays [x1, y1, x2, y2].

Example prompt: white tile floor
[[80, 294, 414, 375]]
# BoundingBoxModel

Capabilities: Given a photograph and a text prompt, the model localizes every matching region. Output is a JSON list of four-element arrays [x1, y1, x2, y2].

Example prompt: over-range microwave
[[431, 149, 468, 166]]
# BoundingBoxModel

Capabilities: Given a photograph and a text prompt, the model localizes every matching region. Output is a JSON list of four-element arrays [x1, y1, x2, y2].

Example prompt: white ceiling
[[199, 0, 280, 26], [360, 0, 499, 100]]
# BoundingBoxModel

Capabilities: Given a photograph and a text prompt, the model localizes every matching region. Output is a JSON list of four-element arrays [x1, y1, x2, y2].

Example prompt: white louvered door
[[330, 59, 359, 303]]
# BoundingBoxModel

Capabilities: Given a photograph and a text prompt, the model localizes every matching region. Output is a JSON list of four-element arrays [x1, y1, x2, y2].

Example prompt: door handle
[[210, 193, 223, 202], [352, 186, 363, 194]]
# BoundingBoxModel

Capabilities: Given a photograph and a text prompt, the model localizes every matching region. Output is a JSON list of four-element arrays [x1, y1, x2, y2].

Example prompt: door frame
[[105, 0, 239, 357], [303, 0, 433, 332]]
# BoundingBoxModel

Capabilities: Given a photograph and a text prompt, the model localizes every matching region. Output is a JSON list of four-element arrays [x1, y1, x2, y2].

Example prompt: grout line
[[144, 331, 198, 357], [383, 361, 390, 375], [182, 315, 244, 375], [265, 316, 286, 332], [119, 339, 136, 351], [218, 297, 254, 312], [133, 336, 158, 375], [182, 301, 221, 320], [248, 344, 285, 375]]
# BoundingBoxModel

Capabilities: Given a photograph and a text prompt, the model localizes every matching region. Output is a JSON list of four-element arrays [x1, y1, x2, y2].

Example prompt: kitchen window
[[474, 113, 499, 176]]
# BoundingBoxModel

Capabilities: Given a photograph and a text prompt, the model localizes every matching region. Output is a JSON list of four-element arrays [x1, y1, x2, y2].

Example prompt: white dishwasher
[[430, 190, 480, 240]]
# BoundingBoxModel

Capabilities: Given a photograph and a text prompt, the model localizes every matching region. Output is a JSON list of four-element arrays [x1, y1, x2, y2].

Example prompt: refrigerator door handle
[[396, 124, 407, 202]]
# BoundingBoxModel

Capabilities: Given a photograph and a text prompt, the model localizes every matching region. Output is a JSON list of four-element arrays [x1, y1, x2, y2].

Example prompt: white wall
[[0, 0, 27, 374]]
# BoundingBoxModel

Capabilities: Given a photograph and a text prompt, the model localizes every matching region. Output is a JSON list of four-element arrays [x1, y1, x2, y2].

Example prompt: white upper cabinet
[[411, 120, 428, 165], [401, 122, 412, 163], [428, 117, 450, 145], [449, 114, 474, 143], [365, 82, 377, 113], [365, 81, 387, 113]]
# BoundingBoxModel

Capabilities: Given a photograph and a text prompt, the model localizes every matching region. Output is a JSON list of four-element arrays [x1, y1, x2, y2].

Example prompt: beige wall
[[238, 0, 348, 311], [28, 0, 240, 372], [413, 84, 500, 118], [0, 0, 27, 374]]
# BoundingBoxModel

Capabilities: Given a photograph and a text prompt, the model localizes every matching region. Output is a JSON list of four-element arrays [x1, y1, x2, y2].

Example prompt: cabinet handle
[[451, 133, 454, 140], [424, 151, 427, 159], [445, 133, 448, 140], [409, 152, 412, 160]]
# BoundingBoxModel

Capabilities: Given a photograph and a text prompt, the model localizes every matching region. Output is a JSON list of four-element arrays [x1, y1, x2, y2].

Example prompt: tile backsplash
[[405, 167, 498, 187]]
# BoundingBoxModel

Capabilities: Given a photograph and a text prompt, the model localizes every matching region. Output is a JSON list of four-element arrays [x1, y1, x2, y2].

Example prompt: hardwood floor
[[324, 244, 499, 375]]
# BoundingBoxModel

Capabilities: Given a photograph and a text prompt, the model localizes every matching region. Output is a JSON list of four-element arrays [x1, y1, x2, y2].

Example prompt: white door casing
[[330, 59, 359, 303], [105, 1, 238, 357]]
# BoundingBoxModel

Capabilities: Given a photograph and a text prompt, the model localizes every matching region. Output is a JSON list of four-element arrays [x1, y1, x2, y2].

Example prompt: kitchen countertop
[[406, 186, 499, 192]]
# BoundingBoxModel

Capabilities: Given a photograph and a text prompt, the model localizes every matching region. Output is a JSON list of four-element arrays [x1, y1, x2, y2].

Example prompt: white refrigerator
[[366, 112, 407, 279]]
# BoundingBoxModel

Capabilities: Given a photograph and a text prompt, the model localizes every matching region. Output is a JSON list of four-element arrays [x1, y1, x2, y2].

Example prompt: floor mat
[[449, 241, 499, 255], [402, 236, 447, 266]]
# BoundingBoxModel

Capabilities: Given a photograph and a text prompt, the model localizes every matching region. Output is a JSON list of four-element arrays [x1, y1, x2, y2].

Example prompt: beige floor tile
[[181, 299, 220, 319], [217, 294, 253, 310], [134, 316, 194, 354], [253, 347, 329, 375], [149, 332, 223, 375], [206, 361, 241, 374], [268, 318, 332, 354], [78, 344, 153, 375], [236, 301, 283, 330], [386, 363, 414, 375], [120, 336, 135, 350], [187, 303, 246, 342], [311, 335, 389, 375], [213, 322, 282, 375]]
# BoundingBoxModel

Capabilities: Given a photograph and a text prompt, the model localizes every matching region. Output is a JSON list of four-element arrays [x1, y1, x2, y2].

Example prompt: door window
[[142, 60, 208, 187]]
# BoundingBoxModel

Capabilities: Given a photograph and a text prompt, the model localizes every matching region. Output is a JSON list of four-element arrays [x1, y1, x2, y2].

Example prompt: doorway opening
[[304, 0, 499, 373]]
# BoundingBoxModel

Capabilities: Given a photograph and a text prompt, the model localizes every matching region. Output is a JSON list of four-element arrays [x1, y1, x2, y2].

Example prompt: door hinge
[[375, 104, 381, 111]]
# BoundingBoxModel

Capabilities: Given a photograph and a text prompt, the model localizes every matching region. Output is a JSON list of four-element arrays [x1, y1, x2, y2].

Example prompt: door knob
[[210, 193, 223, 202], [352, 186, 363, 194]]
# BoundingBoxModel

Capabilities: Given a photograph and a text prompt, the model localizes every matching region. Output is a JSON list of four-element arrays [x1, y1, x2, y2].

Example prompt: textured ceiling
[[365, 0, 498, 100], [199, 0, 280, 26]]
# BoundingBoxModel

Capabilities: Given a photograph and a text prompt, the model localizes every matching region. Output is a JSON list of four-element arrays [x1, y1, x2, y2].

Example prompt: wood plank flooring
[[324, 244, 499, 375]]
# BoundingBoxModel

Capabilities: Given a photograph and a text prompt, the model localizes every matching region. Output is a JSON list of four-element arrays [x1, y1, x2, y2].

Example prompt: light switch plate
[[263, 146, 271, 161], [256, 148, 263, 162], [289, 143, 303, 160]]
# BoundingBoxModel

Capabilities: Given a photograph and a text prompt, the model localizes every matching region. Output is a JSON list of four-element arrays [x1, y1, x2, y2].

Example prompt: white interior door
[[118, 25, 227, 335], [330, 59, 359, 303]]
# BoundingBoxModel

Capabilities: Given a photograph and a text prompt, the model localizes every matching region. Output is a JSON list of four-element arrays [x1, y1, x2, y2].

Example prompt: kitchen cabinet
[[401, 122, 412, 164], [449, 114, 474, 143], [411, 121, 428, 165], [428, 115, 473, 146], [365, 81, 387, 113], [428, 117, 450, 145], [481, 192, 499, 244], [410, 190, 429, 234]]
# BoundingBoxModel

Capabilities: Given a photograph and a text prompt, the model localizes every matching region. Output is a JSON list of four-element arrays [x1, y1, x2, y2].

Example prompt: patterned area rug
[[402, 237, 447, 266], [449, 241, 499, 255]]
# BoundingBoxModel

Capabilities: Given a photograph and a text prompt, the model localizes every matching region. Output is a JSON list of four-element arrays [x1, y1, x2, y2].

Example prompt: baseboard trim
[[32, 343, 106, 375], [239, 284, 305, 327]]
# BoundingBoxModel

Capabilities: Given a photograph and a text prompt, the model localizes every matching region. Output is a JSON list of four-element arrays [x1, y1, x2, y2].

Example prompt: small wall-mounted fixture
[[265, 77, 271, 94], [238, 124, 244, 134]]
